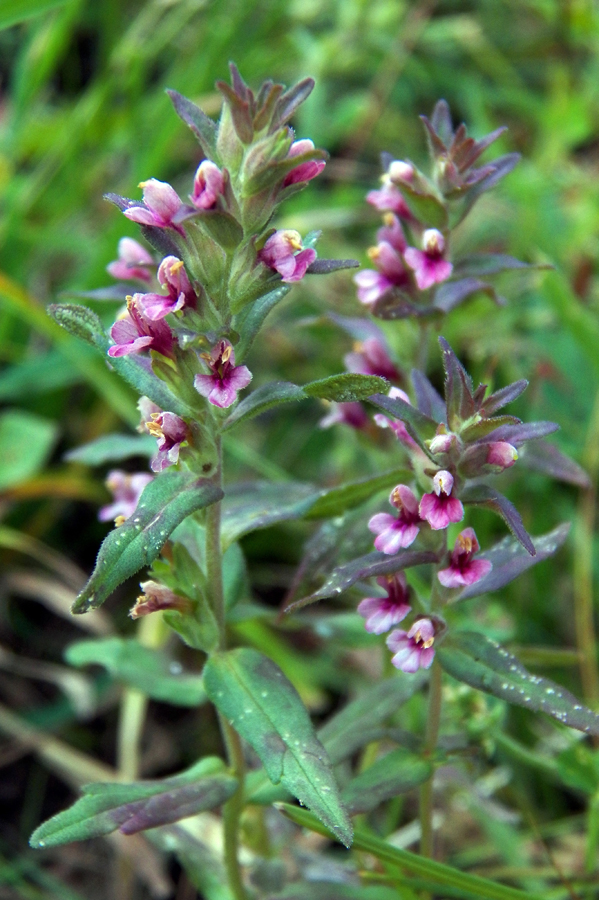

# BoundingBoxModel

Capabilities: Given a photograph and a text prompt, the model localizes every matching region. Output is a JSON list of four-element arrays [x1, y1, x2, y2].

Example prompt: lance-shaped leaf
[[318, 674, 427, 765], [396, 179, 448, 230], [267, 883, 400, 900], [458, 153, 520, 220], [203, 648, 353, 847], [437, 632, 599, 736], [327, 313, 389, 343], [66, 637, 206, 706], [29, 758, 236, 848], [140, 223, 182, 259], [73, 472, 223, 613], [303, 373, 388, 402], [65, 434, 156, 465], [288, 549, 438, 611], [454, 523, 570, 602], [411, 369, 447, 422], [271, 77, 315, 131], [453, 254, 547, 278], [221, 482, 317, 548], [166, 89, 218, 158], [306, 258, 359, 275], [367, 392, 437, 458], [475, 420, 559, 446], [434, 278, 502, 314], [439, 337, 476, 430], [189, 210, 244, 250], [482, 379, 528, 416], [234, 284, 292, 360], [341, 748, 431, 815], [60, 284, 132, 302], [303, 467, 412, 520], [518, 442, 590, 488], [461, 483, 535, 555], [48, 303, 104, 346], [222, 382, 308, 432]]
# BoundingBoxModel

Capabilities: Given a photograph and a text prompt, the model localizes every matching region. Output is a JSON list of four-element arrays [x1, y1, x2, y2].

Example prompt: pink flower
[[190, 160, 225, 209], [130, 580, 193, 619], [373, 387, 417, 448], [145, 411, 189, 472], [419, 470, 464, 530], [354, 269, 397, 306], [139, 256, 196, 321], [357, 572, 412, 634], [387, 618, 436, 673], [193, 340, 252, 409], [344, 337, 401, 382], [368, 484, 421, 554], [123, 179, 184, 234], [438, 528, 492, 588], [354, 241, 410, 306], [258, 230, 316, 283], [376, 213, 407, 254], [108, 294, 175, 358], [487, 441, 518, 470], [99, 470, 153, 524], [428, 430, 457, 455], [319, 401, 370, 431], [107, 237, 153, 283], [404, 229, 453, 291], [283, 139, 326, 186]]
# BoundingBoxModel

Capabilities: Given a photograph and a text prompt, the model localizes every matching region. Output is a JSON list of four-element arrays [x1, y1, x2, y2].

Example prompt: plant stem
[[205, 439, 225, 644], [419, 658, 442, 862]]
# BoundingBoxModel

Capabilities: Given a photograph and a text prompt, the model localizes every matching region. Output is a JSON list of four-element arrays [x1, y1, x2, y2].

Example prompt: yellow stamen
[[221, 345, 232, 363], [367, 245, 381, 261], [114, 515, 126, 527], [383, 212, 396, 227]]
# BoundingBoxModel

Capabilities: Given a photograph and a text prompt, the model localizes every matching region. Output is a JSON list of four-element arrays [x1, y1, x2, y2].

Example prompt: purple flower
[[108, 294, 175, 358], [344, 337, 401, 382], [357, 572, 412, 634], [99, 470, 153, 524], [258, 230, 316, 283], [123, 179, 184, 234], [354, 241, 410, 306], [138, 256, 196, 321], [368, 484, 421, 554], [194, 340, 252, 409], [319, 401, 370, 431], [404, 229, 453, 291], [145, 411, 189, 472], [387, 618, 436, 673], [428, 430, 457, 455], [190, 160, 225, 209], [419, 470, 464, 530], [367, 160, 414, 219], [438, 527, 492, 588], [130, 580, 192, 619], [107, 237, 153, 283], [376, 213, 407, 254], [283, 139, 326, 186], [373, 387, 418, 449], [487, 441, 518, 470], [354, 269, 397, 306]]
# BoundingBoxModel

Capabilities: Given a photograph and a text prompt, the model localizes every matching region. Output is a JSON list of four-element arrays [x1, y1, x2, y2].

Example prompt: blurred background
[[1, 0, 599, 897]]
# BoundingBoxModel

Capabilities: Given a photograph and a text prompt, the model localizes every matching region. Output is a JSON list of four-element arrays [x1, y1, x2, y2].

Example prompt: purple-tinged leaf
[[29, 758, 236, 848], [270, 77, 315, 131], [288, 549, 438, 611], [104, 192, 134, 212], [166, 89, 218, 158], [456, 126, 507, 169], [328, 313, 388, 344], [204, 648, 353, 847], [216, 80, 253, 143], [341, 748, 431, 815], [254, 81, 284, 131], [72, 472, 223, 613], [229, 63, 251, 102], [434, 278, 502, 313], [460, 415, 521, 443], [139, 224, 182, 259], [475, 420, 559, 446], [453, 254, 547, 278], [461, 483, 534, 555], [482, 379, 529, 416], [454, 523, 570, 602], [367, 392, 438, 458], [439, 337, 476, 430], [411, 369, 447, 422], [519, 442, 590, 488], [306, 258, 359, 275], [59, 284, 132, 302], [430, 100, 453, 143], [375, 295, 440, 320], [461, 153, 520, 214], [396, 179, 448, 230], [438, 631, 599, 736]]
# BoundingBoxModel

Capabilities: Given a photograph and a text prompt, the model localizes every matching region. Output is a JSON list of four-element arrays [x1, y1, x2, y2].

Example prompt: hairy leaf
[[234, 285, 292, 360], [411, 369, 447, 422], [73, 472, 223, 612], [434, 278, 501, 313], [166, 89, 218, 158], [475, 420, 559, 445], [438, 632, 599, 736], [367, 392, 437, 458], [48, 303, 104, 346], [303, 373, 388, 402], [439, 337, 476, 430], [461, 483, 534, 555], [303, 467, 412, 520], [29, 758, 234, 847], [482, 379, 529, 415], [222, 382, 305, 431], [204, 648, 352, 846], [306, 258, 359, 275], [519, 442, 590, 488]]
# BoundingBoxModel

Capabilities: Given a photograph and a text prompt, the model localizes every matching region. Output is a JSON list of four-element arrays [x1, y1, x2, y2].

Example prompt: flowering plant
[[30, 69, 596, 900]]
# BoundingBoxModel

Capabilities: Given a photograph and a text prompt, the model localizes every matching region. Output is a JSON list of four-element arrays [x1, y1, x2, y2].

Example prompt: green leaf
[[66, 638, 206, 706], [396, 181, 448, 229], [29, 758, 235, 847], [0, 0, 68, 30], [72, 471, 223, 613], [303, 467, 412, 520], [280, 807, 542, 900], [190, 210, 244, 250], [222, 381, 305, 431], [149, 825, 233, 900], [341, 748, 432, 814], [303, 373, 388, 402], [204, 648, 353, 847], [166, 89, 218, 159], [437, 632, 599, 736], [366, 392, 438, 458], [234, 285, 292, 360], [48, 303, 104, 346], [0, 409, 58, 490], [267, 885, 400, 900], [64, 434, 156, 466]]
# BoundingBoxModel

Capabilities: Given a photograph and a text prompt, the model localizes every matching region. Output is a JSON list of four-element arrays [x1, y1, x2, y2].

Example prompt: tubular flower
[[357, 572, 412, 634], [99, 470, 153, 524], [130, 581, 193, 619], [108, 294, 175, 358], [146, 411, 189, 472], [373, 387, 418, 449], [190, 160, 225, 209], [123, 179, 184, 234], [419, 470, 464, 530], [387, 618, 436, 673], [258, 230, 316, 282], [319, 401, 370, 431], [404, 229, 453, 291], [283, 139, 326, 186], [107, 237, 153, 283], [376, 213, 407, 254], [193, 340, 252, 409], [354, 241, 410, 306], [138, 256, 196, 321], [438, 528, 492, 588], [367, 161, 414, 219], [486, 441, 518, 470], [344, 337, 401, 382], [368, 484, 421, 554]]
